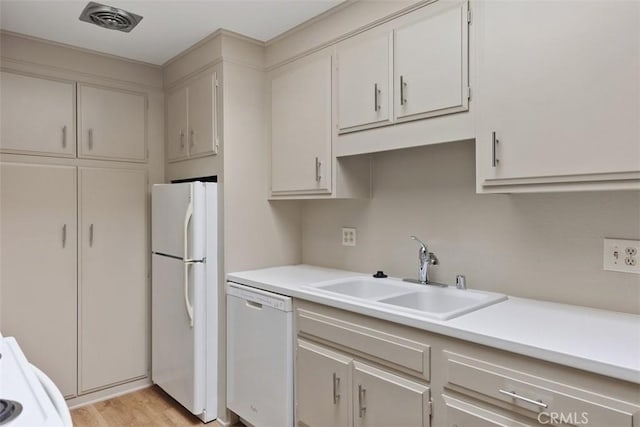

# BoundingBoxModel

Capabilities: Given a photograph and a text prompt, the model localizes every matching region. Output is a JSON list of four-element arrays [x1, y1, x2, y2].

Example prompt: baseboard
[[66, 378, 152, 409]]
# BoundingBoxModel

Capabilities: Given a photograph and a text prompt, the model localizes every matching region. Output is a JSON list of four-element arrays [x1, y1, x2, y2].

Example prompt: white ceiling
[[0, 0, 343, 65]]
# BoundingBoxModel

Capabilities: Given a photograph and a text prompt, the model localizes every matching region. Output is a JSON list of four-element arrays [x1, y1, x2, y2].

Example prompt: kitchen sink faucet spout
[[410, 235, 438, 285]]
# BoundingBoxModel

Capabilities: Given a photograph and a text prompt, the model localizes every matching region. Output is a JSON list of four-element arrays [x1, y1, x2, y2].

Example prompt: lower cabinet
[[297, 339, 351, 427], [0, 162, 149, 397], [295, 300, 640, 427], [296, 338, 430, 427], [442, 395, 532, 427], [352, 361, 430, 427]]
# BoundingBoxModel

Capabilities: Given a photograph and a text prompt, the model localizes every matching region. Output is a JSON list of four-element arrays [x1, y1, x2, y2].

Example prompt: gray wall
[[302, 141, 640, 314]]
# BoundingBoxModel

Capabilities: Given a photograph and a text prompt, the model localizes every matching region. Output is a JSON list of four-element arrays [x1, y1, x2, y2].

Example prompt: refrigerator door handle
[[184, 261, 195, 328], [183, 185, 194, 262]]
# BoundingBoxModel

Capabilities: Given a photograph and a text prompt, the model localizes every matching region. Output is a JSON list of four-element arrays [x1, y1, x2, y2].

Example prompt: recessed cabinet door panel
[[0, 162, 77, 397], [271, 52, 332, 195], [337, 32, 392, 132], [0, 72, 76, 157], [166, 86, 188, 162], [477, 1, 640, 184], [395, 1, 469, 121], [443, 395, 533, 427], [79, 167, 148, 393], [353, 361, 430, 427], [78, 84, 147, 162], [296, 339, 352, 427], [188, 73, 218, 157]]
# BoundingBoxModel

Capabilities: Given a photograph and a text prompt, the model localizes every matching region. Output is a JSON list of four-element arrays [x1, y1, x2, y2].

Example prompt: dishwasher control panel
[[226, 282, 292, 311]]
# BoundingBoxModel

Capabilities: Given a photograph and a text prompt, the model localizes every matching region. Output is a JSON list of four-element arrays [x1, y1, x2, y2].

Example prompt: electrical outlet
[[603, 238, 640, 274], [342, 227, 356, 247]]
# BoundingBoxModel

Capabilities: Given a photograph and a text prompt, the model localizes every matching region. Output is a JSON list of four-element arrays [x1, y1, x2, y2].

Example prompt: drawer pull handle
[[315, 157, 322, 183], [499, 389, 548, 409], [358, 385, 366, 417], [332, 373, 340, 404], [492, 131, 500, 167]]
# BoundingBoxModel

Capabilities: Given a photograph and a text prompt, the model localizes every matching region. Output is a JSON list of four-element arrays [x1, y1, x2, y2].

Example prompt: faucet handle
[[410, 235, 428, 249], [429, 252, 439, 265], [456, 274, 466, 289]]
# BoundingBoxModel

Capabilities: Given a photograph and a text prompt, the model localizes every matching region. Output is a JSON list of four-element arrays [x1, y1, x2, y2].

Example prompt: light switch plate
[[603, 238, 640, 274]]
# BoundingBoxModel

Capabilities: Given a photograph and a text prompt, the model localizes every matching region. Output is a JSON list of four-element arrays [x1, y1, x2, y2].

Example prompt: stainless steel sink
[[306, 277, 507, 321]]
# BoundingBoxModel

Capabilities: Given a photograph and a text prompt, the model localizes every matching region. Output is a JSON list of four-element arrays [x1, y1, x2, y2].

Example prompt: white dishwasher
[[226, 282, 293, 427]]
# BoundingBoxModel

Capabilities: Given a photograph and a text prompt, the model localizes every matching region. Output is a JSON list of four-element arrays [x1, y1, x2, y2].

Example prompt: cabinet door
[[296, 339, 352, 427], [166, 86, 188, 162], [79, 167, 148, 393], [476, 1, 640, 187], [395, 0, 469, 122], [188, 71, 219, 158], [78, 84, 147, 162], [353, 361, 430, 427], [271, 52, 332, 195], [0, 72, 76, 157], [0, 162, 77, 397], [337, 32, 392, 132]]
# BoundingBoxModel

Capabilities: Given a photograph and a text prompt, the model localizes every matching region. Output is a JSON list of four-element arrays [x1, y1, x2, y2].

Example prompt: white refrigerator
[[151, 182, 218, 423]]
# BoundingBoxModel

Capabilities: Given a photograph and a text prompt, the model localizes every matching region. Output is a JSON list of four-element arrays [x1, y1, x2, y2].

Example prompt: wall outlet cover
[[603, 238, 640, 274], [342, 227, 356, 246]]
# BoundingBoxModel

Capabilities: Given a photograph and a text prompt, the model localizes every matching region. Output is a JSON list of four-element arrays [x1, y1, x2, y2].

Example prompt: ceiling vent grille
[[79, 2, 143, 33]]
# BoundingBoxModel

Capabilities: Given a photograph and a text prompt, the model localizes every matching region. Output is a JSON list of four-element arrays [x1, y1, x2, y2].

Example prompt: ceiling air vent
[[79, 2, 143, 33]]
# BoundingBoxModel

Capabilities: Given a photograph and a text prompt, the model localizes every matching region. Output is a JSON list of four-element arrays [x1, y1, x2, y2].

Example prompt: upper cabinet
[[269, 49, 371, 199], [166, 69, 220, 163], [270, 51, 333, 196], [78, 84, 147, 162], [394, 0, 469, 122], [337, 32, 393, 132], [476, 1, 640, 192], [335, 0, 470, 135], [0, 71, 76, 157], [0, 70, 149, 164]]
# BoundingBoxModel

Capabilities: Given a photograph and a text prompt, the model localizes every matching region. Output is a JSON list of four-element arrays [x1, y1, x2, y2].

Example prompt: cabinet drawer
[[297, 308, 430, 380], [444, 351, 639, 427], [443, 395, 532, 427]]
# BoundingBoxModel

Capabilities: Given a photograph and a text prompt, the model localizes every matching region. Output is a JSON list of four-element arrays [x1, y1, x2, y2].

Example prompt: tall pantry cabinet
[[0, 68, 149, 399]]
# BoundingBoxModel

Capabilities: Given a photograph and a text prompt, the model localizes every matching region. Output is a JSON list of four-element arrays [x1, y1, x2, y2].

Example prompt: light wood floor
[[71, 386, 225, 427]]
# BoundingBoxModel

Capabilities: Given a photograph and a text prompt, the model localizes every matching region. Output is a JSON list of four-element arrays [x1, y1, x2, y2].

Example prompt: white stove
[[0, 333, 69, 426]]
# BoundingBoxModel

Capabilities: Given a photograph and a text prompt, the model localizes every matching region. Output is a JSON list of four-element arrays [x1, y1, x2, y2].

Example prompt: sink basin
[[378, 287, 507, 320], [306, 276, 507, 321], [310, 277, 414, 300]]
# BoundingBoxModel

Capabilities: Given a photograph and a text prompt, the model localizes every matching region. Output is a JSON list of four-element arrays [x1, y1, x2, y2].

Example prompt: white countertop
[[227, 264, 640, 384]]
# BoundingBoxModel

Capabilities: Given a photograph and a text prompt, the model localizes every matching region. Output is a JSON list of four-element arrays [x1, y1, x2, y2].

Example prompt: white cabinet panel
[[476, 1, 640, 191], [0, 162, 77, 397], [271, 52, 332, 195], [0, 72, 76, 157], [188, 72, 219, 158], [78, 84, 147, 162], [79, 167, 148, 392], [166, 70, 219, 162], [395, 1, 469, 122], [166, 86, 188, 162], [296, 339, 352, 427], [352, 361, 430, 427], [337, 32, 392, 132]]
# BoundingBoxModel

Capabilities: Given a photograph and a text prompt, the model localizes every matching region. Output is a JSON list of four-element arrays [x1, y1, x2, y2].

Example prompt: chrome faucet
[[410, 236, 438, 285]]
